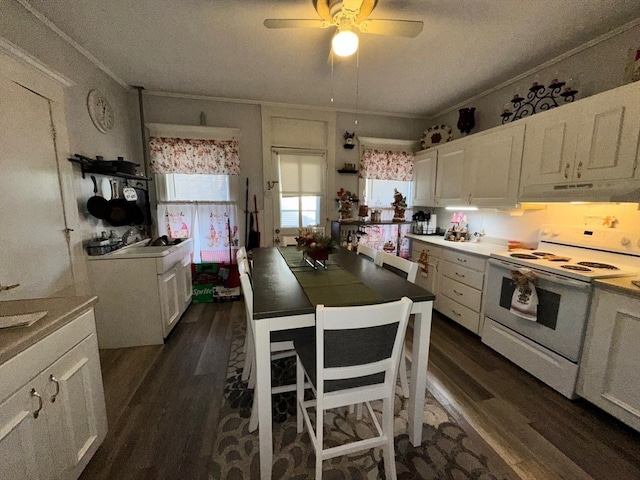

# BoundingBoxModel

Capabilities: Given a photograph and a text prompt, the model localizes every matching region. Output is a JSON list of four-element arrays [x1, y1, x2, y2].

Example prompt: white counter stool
[[376, 252, 419, 398], [294, 297, 412, 479]]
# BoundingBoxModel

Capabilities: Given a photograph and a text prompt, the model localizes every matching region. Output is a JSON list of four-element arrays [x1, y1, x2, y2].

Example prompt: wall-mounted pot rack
[[68, 154, 152, 182]]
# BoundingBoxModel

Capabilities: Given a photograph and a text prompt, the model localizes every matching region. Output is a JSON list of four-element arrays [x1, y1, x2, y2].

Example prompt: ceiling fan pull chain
[[355, 48, 359, 125], [330, 51, 334, 103]]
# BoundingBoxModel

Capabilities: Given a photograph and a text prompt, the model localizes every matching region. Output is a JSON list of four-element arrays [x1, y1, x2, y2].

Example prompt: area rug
[[212, 317, 509, 479]]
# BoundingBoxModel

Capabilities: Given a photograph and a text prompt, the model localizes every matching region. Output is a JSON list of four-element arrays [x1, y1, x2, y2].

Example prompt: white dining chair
[[239, 272, 311, 432], [294, 297, 413, 479], [376, 252, 419, 398], [356, 243, 379, 263]]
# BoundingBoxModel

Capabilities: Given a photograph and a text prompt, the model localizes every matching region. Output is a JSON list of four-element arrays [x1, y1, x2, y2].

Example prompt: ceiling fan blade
[[342, 0, 365, 13], [264, 19, 332, 29], [357, 19, 424, 37]]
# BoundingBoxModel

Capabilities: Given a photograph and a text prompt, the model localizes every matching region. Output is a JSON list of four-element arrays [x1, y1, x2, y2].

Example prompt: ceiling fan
[[264, 0, 424, 57]]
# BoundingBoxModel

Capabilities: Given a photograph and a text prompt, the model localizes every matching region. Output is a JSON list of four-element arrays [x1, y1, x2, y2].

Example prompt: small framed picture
[[623, 47, 640, 84]]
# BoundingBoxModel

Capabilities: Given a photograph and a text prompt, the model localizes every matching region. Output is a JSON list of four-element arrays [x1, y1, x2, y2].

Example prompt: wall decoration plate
[[420, 124, 452, 149]]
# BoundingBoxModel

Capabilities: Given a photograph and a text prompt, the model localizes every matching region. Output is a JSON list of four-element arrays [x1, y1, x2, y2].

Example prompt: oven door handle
[[488, 258, 592, 290]]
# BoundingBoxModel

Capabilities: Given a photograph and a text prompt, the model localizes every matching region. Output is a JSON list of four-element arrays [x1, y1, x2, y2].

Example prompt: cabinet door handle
[[451, 309, 462, 317], [454, 272, 465, 278], [453, 289, 463, 296], [49, 374, 60, 403], [30, 388, 43, 418], [468, 193, 472, 204], [576, 161, 583, 179], [564, 163, 570, 179], [456, 257, 467, 263]]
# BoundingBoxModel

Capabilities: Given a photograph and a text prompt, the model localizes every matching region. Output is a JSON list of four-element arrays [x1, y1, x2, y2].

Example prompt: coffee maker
[[412, 211, 437, 234]]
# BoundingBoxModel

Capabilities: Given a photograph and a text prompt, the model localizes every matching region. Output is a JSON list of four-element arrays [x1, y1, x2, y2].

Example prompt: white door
[[0, 76, 74, 299], [271, 148, 326, 244]]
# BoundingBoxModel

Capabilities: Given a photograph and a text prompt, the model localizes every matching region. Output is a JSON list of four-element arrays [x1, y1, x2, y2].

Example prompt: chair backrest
[[356, 243, 379, 263], [238, 257, 251, 276], [239, 271, 253, 322], [376, 252, 419, 284], [314, 297, 413, 404], [237, 246, 247, 260]]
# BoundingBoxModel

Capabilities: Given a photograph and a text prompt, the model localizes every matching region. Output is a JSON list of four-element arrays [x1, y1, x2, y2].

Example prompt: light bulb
[[332, 30, 358, 57]]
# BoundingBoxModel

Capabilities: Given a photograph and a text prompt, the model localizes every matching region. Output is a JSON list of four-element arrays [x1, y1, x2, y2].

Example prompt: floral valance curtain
[[149, 136, 240, 175], [359, 149, 414, 181]]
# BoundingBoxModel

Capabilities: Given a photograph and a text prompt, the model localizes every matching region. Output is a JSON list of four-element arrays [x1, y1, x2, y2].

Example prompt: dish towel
[[418, 249, 429, 276], [510, 268, 538, 321]]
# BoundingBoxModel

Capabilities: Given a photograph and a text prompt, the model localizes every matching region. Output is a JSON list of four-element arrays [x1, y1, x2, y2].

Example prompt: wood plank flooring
[[81, 301, 640, 480]]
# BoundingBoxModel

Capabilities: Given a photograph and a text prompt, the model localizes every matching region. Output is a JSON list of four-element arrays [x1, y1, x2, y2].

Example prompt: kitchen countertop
[[0, 296, 98, 365], [594, 277, 640, 299], [87, 238, 193, 260], [407, 233, 505, 257]]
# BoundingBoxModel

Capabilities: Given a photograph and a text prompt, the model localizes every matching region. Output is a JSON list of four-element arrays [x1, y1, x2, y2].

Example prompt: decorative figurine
[[391, 189, 407, 222], [343, 131, 356, 149]]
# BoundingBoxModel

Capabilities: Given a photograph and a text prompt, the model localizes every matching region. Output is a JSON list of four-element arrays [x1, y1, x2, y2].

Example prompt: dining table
[[251, 246, 436, 480]]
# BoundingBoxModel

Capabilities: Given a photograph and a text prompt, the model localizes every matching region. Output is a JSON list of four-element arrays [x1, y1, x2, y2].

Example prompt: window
[[155, 173, 238, 202], [365, 178, 413, 208], [276, 149, 325, 230]]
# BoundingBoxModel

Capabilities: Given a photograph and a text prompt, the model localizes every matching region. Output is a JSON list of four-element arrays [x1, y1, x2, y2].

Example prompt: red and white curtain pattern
[[358, 149, 414, 181], [150, 127, 240, 264], [149, 137, 240, 175]]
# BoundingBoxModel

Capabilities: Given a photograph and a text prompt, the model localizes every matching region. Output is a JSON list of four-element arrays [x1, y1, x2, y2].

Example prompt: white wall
[[142, 94, 425, 245], [1, 0, 141, 243], [426, 24, 640, 139]]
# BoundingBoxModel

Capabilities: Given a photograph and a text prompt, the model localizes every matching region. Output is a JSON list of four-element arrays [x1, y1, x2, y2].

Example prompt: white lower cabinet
[[578, 287, 640, 432], [436, 249, 486, 334], [0, 309, 107, 480], [88, 239, 193, 348]]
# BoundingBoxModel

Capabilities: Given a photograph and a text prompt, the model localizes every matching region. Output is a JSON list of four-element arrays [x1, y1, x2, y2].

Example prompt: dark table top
[[252, 247, 436, 320]]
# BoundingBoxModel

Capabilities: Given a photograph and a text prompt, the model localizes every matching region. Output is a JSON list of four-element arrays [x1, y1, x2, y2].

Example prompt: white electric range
[[482, 224, 640, 398]]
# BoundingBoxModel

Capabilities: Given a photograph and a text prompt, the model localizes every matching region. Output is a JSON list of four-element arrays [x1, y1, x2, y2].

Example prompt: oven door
[[483, 258, 592, 362]]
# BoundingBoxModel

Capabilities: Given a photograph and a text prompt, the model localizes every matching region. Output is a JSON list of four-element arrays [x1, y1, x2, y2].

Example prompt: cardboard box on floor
[[192, 263, 240, 303]]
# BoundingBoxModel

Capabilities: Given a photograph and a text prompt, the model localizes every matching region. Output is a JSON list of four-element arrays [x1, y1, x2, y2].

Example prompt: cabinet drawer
[[441, 249, 486, 272], [439, 275, 482, 312], [440, 260, 484, 290], [438, 295, 480, 334], [410, 242, 442, 262]]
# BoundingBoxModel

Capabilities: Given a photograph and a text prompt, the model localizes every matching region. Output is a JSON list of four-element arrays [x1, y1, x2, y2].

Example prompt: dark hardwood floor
[[81, 301, 640, 480]]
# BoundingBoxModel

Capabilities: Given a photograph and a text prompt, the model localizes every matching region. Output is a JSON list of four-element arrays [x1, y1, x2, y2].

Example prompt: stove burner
[[560, 265, 592, 272], [532, 252, 552, 256], [577, 262, 619, 270], [510, 253, 539, 259]]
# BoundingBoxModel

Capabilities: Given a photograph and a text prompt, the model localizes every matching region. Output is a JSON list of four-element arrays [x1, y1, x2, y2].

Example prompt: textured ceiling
[[22, 0, 640, 117]]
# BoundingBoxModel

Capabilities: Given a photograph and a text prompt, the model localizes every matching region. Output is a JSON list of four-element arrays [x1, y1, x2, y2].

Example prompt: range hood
[[519, 177, 640, 204]]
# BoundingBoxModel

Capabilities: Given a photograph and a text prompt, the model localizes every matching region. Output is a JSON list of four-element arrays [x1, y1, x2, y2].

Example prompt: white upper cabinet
[[519, 81, 640, 201], [434, 123, 525, 207], [467, 123, 525, 207], [412, 148, 437, 207], [435, 142, 468, 206]]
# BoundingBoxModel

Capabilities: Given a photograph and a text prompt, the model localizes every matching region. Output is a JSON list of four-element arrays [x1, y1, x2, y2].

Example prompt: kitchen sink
[[89, 239, 191, 259]]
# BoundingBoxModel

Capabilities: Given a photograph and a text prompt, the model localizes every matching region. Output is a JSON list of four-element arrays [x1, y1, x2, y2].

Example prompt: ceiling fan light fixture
[[332, 29, 359, 57]]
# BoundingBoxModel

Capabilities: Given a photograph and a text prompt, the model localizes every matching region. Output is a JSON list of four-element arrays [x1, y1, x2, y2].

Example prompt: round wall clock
[[87, 89, 114, 133]]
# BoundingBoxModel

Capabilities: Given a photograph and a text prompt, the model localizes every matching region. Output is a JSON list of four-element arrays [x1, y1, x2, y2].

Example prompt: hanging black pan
[[106, 180, 131, 226], [87, 175, 110, 220]]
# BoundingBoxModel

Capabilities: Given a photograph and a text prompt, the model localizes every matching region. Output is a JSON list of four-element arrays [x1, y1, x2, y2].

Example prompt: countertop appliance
[[481, 224, 640, 398], [411, 211, 437, 235]]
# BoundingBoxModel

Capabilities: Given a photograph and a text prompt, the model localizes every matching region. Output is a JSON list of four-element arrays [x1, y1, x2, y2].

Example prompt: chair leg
[[399, 347, 410, 398], [316, 409, 324, 479], [356, 403, 363, 420], [241, 318, 254, 382], [296, 355, 304, 433], [382, 397, 397, 480], [248, 392, 259, 433]]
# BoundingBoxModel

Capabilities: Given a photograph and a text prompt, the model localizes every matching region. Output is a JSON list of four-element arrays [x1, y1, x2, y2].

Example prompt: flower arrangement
[[295, 228, 338, 259]]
